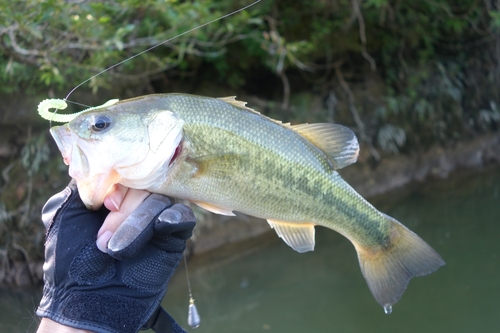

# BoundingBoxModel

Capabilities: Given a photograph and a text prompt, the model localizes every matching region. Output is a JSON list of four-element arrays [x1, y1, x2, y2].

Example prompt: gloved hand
[[36, 181, 196, 333]]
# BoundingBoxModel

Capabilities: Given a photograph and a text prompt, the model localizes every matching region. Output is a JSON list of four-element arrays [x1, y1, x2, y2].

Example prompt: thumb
[[106, 194, 173, 259], [96, 186, 150, 252]]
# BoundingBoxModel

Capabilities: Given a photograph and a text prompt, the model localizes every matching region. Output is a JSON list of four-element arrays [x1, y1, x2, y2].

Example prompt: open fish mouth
[[50, 125, 74, 166], [49, 124, 118, 210], [48, 110, 185, 210]]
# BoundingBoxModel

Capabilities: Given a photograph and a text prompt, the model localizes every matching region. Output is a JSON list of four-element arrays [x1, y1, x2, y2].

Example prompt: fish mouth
[[49, 110, 184, 210], [75, 170, 121, 210], [50, 125, 73, 165], [50, 124, 119, 210]]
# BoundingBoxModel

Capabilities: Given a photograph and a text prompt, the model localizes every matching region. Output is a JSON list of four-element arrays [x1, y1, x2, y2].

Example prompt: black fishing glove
[[36, 181, 196, 333]]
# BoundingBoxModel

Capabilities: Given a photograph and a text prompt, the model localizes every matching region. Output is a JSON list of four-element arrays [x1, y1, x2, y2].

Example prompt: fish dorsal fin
[[292, 123, 359, 170], [218, 96, 292, 127], [267, 219, 316, 253], [218, 96, 259, 114], [193, 201, 235, 216]]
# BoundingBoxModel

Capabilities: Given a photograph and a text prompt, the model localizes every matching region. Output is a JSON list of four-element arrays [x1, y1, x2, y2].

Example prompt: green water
[[1, 167, 499, 332]]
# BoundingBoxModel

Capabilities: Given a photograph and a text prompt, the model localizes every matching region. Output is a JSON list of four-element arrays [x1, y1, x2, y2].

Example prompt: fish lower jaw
[[75, 169, 122, 210]]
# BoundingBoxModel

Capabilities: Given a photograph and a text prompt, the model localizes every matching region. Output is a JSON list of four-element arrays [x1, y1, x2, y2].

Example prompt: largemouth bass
[[46, 93, 444, 312]]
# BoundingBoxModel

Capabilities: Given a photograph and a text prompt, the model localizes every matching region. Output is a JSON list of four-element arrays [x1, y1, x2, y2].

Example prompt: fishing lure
[[38, 98, 119, 122]]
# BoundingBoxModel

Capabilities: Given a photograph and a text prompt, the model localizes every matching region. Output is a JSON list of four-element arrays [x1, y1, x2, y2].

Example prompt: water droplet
[[384, 305, 392, 314]]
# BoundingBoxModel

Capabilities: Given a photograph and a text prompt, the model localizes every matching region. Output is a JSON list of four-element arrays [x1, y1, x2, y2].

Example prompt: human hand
[[37, 181, 196, 333], [96, 184, 151, 253]]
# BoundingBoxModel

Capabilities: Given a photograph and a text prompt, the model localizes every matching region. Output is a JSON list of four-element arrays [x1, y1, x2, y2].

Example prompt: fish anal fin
[[356, 214, 445, 310], [292, 123, 359, 169], [193, 201, 235, 216], [267, 219, 316, 253]]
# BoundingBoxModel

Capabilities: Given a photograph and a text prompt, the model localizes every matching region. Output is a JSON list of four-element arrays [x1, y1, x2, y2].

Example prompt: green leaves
[[0, 0, 498, 153], [489, 10, 500, 29], [21, 132, 50, 177], [0, 0, 267, 94]]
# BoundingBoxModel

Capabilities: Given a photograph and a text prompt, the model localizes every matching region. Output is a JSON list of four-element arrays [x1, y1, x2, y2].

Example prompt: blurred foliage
[[1, 0, 500, 281], [1, 0, 499, 146], [0, 127, 70, 279], [0, 0, 266, 94]]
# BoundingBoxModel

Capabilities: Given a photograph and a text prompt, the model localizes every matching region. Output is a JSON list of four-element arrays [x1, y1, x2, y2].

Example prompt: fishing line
[[65, 100, 91, 109], [64, 0, 262, 102], [41, 1, 262, 124], [183, 253, 200, 328]]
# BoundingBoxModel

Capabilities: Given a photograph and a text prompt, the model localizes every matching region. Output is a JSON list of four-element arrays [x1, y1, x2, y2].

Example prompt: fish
[[47, 93, 445, 312]]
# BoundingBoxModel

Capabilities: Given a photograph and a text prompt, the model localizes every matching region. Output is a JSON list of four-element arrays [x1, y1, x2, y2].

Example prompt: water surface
[[1, 167, 499, 332]]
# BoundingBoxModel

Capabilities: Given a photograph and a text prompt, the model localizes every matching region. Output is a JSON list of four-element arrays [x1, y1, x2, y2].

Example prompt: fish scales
[[47, 93, 445, 311], [153, 95, 387, 243]]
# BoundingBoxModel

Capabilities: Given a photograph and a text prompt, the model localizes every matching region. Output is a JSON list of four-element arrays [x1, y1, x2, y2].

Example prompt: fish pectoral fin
[[193, 201, 235, 216], [189, 153, 243, 179], [291, 123, 359, 170], [267, 219, 316, 253]]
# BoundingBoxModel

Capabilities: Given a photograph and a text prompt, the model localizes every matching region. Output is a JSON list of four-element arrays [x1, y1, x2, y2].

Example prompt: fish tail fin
[[356, 214, 445, 313]]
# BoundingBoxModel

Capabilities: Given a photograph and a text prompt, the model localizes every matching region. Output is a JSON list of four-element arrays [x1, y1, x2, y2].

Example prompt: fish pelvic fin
[[193, 201, 235, 216], [356, 214, 445, 311], [291, 123, 359, 170], [267, 219, 315, 253]]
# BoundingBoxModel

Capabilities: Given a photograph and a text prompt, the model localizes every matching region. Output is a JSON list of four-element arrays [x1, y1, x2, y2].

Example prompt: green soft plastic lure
[[38, 98, 119, 123]]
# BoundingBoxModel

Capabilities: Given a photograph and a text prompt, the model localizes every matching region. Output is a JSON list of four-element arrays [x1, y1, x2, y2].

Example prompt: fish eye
[[91, 115, 112, 132]]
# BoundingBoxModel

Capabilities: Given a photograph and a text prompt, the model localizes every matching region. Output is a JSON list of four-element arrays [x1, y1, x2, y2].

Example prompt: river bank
[[1, 131, 499, 287]]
